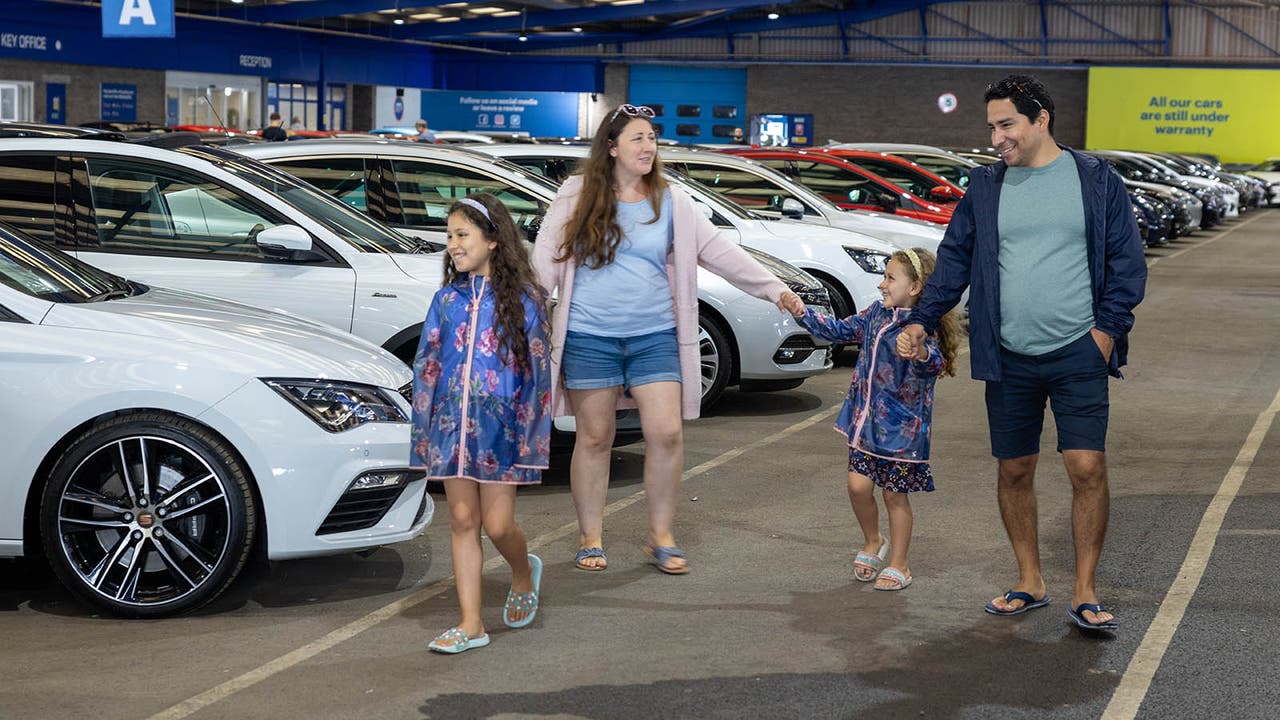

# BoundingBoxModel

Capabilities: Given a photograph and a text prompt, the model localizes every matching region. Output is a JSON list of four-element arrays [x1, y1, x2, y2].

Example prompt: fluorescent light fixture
[[410, 12, 442, 19], [611, 0, 644, 4], [435, 16, 462, 22], [468, 6, 505, 13], [493, 10, 520, 16], [440, 2, 469, 7]]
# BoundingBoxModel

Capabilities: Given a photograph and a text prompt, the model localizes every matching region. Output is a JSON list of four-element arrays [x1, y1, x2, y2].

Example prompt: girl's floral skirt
[[849, 448, 934, 493]]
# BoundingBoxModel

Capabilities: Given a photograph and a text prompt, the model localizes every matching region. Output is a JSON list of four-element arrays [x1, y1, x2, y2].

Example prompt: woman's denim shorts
[[562, 327, 682, 391]]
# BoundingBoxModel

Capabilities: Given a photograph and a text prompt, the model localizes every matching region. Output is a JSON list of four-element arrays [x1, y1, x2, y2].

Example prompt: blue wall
[[2, 1, 601, 91], [628, 66, 747, 145]]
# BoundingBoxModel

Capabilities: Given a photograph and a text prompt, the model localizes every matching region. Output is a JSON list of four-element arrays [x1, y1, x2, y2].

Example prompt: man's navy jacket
[[912, 146, 1148, 381]]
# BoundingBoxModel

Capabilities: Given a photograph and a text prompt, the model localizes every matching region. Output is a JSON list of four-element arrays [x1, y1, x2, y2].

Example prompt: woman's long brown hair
[[443, 193, 547, 371], [557, 109, 670, 268], [896, 248, 963, 377]]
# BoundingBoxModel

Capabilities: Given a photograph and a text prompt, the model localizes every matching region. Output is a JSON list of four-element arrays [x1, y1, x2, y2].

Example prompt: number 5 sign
[[102, 0, 175, 38]]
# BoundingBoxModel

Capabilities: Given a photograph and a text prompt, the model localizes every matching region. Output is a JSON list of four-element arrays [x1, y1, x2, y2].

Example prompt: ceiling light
[[435, 16, 462, 22], [572, 26, 583, 32], [230, 0, 245, 4], [518, 33, 529, 41], [767, 11, 779, 19], [493, 10, 520, 16], [611, 0, 644, 5], [410, 12, 442, 19], [393, 16, 406, 24], [440, 2, 469, 7], [468, 6, 505, 13]]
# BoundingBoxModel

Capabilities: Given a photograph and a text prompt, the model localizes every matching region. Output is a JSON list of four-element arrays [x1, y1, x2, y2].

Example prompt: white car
[[1098, 150, 1239, 218], [1244, 158, 1280, 205], [474, 144, 903, 325], [233, 140, 835, 408], [0, 223, 431, 617]]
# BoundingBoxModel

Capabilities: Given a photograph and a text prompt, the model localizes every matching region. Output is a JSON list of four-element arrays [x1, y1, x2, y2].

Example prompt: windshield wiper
[[412, 238, 444, 254], [87, 288, 132, 302]]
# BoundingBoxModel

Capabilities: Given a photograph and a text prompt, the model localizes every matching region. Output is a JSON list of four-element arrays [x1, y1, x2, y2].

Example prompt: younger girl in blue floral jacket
[[793, 248, 961, 592], [411, 193, 551, 655]]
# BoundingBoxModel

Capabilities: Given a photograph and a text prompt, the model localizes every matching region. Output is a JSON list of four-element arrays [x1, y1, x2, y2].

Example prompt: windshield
[[179, 146, 419, 254], [667, 173, 755, 220], [0, 223, 136, 303]]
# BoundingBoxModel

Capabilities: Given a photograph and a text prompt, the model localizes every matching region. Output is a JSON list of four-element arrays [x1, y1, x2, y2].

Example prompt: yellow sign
[[1086, 67, 1280, 164]]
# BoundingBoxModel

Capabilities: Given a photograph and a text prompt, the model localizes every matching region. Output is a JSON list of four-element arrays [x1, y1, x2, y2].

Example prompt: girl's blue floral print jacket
[[410, 275, 552, 484], [798, 301, 945, 463]]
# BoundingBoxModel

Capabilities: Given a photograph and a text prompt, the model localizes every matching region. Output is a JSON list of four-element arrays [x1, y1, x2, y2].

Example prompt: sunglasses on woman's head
[[610, 104, 656, 123]]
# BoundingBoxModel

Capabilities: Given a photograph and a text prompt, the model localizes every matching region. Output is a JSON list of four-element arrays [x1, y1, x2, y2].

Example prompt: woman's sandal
[[874, 567, 912, 591], [574, 546, 608, 571], [645, 545, 690, 575]]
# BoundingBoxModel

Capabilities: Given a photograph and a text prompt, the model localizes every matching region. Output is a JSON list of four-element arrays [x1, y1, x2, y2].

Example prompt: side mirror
[[780, 197, 804, 219], [928, 185, 958, 201], [875, 193, 901, 212], [255, 224, 316, 260]]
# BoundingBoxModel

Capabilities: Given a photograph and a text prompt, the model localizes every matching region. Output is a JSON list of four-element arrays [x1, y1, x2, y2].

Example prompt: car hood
[[824, 210, 945, 249], [41, 287, 410, 388], [756, 217, 899, 254], [390, 250, 447, 285]]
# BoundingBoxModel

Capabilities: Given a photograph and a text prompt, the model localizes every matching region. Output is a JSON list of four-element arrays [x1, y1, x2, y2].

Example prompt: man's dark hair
[[984, 74, 1054, 135], [269, 112, 281, 121]]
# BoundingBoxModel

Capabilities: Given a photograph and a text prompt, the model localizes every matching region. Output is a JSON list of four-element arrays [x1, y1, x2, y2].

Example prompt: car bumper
[[721, 292, 833, 381], [201, 380, 433, 561]]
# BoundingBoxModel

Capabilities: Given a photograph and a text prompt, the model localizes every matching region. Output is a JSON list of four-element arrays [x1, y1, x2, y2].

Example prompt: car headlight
[[844, 246, 890, 274], [264, 379, 409, 432]]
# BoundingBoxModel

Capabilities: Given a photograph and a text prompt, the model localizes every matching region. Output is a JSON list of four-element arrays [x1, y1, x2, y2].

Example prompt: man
[[731, 127, 747, 145], [897, 74, 1146, 632], [414, 118, 437, 144], [261, 112, 288, 142]]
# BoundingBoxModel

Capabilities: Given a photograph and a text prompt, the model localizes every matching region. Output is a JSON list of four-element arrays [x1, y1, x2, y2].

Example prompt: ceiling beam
[[399, 0, 785, 39], [245, 0, 398, 24]]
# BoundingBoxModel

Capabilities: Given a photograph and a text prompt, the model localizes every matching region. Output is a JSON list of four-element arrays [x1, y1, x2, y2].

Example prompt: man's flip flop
[[503, 554, 542, 629], [984, 590, 1051, 616], [645, 545, 689, 575], [574, 546, 607, 571], [1068, 602, 1118, 631], [428, 627, 490, 654], [853, 540, 890, 582]]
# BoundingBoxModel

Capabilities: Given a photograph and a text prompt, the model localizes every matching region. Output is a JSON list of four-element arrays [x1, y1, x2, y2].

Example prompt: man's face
[[416, 123, 426, 132], [732, 128, 744, 141], [986, 97, 1047, 167]]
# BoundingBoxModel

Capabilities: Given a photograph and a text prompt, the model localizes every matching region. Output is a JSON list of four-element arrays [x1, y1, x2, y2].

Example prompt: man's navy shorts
[[984, 331, 1110, 459]]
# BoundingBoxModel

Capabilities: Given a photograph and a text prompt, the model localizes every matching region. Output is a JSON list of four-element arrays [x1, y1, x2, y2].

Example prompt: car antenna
[[202, 85, 232, 138]]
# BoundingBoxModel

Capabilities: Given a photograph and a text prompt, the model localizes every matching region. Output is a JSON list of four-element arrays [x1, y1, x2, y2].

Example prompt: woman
[[533, 104, 804, 574]]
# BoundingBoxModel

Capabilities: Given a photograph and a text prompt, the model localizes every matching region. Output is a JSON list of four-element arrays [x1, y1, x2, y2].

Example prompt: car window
[[0, 223, 129, 303], [0, 154, 59, 246], [1251, 160, 1280, 172], [844, 157, 935, 199], [271, 157, 368, 211], [763, 158, 883, 207], [85, 157, 289, 261], [675, 161, 815, 216], [900, 154, 970, 188], [389, 159, 547, 237]]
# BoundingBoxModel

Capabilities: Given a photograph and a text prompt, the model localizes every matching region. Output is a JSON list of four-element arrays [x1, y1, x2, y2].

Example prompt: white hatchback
[[0, 224, 430, 617]]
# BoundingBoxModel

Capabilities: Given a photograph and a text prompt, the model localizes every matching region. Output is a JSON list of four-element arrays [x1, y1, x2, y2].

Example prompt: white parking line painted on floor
[[146, 402, 842, 720], [1147, 212, 1266, 267], [1101, 384, 1280, 720]]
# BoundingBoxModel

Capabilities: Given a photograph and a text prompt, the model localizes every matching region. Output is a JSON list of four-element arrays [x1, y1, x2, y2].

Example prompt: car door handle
[[372, 292, 398, 298]]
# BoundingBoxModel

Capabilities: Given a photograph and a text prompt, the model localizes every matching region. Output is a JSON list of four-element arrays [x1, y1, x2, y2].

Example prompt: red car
[[722, 147, 954, 225], [818, 147, 965, 200]]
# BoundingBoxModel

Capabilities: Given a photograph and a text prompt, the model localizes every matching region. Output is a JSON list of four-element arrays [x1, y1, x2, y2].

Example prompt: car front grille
[[317, 484, 409, 536]]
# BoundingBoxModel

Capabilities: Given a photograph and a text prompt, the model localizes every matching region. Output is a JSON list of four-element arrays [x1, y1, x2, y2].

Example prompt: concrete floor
[[2, 209, 1278, 720]]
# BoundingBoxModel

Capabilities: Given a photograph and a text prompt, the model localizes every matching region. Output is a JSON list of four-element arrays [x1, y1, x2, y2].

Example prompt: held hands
[[896, 323, 928, 361], [776, 290, 806, 317]]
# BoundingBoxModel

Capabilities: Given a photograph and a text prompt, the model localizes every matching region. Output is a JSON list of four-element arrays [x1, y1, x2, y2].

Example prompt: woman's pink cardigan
[[532, 176, 788, 420]]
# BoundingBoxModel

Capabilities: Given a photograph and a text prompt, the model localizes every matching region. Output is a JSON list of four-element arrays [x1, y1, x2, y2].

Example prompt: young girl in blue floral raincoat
[[410, 193, 551, 655], [793, 248, 961, 592]]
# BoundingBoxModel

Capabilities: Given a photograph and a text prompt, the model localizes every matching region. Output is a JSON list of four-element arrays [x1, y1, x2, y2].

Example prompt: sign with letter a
[[102, 0, 175, 38]]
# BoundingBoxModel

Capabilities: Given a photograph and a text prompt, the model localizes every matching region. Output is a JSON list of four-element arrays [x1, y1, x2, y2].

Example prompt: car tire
[[698, 314, 734, 410], [815, 277, 853, 359], [40, 412, 257, 618]]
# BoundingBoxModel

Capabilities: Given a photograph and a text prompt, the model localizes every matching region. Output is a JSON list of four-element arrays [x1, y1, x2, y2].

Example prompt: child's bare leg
[[479, 483, 534, 623], [878, 490, 913, 588], [848, 471, 884, 579], [444, 479, 486, 638]]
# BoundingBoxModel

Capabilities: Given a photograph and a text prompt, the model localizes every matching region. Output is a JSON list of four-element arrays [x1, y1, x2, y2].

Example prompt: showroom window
[[0, 81, 34, 122], [0, 154, 58, 245], [267, 83, 346, 131], [388, 159, 546, 237], [84, 157, 286, 261], [271, 157, 368, 211]]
